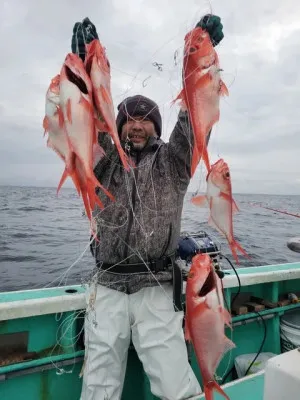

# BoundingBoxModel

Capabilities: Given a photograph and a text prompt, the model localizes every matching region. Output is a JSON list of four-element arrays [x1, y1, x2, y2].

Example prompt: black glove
[[196, 14, 224, 46], [71, 17, 99, 61]]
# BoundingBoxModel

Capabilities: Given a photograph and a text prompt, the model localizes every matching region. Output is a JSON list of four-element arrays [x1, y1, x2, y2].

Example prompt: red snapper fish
[[43, 74, 81, 195], [59, 53, 114, 215], [173, 27, 228, 176], [191, 159, 249, 264], [85, 39, 131, 171], [185, 253, 235, 400]]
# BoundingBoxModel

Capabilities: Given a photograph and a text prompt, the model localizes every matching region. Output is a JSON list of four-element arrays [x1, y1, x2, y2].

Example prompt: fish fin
[[57, 107, 64, 129], [80, 95, 94, 116], [56, 168, 69, 195], [89, 174, 115, 203], [219, 305, 232, 329], [89, 216, 99, 243], [219, 80, 229, 96], [66, 98, 72, 123], [92, 142, 106, 169], [223, 335, 236, 354], [204, 380, 230, 400], [208, 215, 218, 230], [208, 216, 227, 239], [193, 141, 211, 174], [191, 194, 207, 207], [86, 181, 104, 211], [219, 192, 239, 213], [171, 89, 185, 106], [43, 116, 49, 135], [193, 301, 207, 317], [95, 118, 110, 133], [184, 320, 192, 342], [232, 198, 239, 213], [100, 85, 111, 104], [190, 145, 200, 177], [89, 226, 98, 243], [230, 239, 250, 265], [47, 137, 65, 162], [180, 99, 187, 111], [202, 145, 211, 173], [116, 145, 131, 171], [81, 187, 92, 220]]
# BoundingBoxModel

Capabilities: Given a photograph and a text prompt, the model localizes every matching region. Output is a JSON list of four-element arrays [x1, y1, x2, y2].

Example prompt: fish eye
[[224, 171, 230, 178], [190, 47, 196, 53]]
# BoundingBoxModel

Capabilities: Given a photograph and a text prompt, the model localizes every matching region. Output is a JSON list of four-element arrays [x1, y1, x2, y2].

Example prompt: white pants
[[80, 283, 202, 400]]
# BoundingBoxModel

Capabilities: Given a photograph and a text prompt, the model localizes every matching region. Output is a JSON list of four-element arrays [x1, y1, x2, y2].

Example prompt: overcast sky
[[0, 0, 299, 195]]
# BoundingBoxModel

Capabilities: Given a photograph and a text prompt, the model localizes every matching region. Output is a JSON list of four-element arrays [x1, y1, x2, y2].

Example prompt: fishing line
[[222, 254, 241, 310], [28, 234, 94, 292], [142, 76, 151, 87], [94, 230, 180, 310], [48, 309, 85, 375], [243, 311, 267, 376], [219, 256, 269, 383], [44, 5, 230, 356], [113, 2, 213, 102]]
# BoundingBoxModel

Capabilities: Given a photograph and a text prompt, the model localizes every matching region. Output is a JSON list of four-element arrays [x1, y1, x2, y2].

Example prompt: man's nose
[[132, 119, 143, 129]]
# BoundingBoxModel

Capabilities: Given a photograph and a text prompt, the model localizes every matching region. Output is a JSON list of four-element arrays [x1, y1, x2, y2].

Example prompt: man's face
[[120, 116, 157, 150]]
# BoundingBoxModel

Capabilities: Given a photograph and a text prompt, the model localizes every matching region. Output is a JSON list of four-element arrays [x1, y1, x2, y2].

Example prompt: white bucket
[[280, 309, 300, 353]]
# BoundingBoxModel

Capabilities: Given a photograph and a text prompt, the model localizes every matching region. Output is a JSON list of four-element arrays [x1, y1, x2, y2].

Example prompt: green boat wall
[[1, 261, 300, 400]]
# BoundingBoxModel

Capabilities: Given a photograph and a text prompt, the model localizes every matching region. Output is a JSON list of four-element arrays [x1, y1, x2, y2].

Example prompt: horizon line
[[0, 184, 299, 196]]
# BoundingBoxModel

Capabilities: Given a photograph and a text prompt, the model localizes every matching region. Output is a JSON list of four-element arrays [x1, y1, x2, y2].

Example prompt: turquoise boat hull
[[1, 261, 300, 399]]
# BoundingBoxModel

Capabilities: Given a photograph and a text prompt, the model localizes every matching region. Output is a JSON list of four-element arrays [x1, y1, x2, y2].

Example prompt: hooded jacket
[[90, 110, 195, 294]]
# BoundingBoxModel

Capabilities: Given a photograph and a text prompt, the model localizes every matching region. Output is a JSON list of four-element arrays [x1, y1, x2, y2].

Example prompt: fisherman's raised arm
[[71, 17, 115, 174]]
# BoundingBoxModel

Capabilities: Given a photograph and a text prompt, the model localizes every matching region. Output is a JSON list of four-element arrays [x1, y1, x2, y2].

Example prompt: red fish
[[43, 74, 81, 195], [85, 39, 131, 171], [59, 53, 114, 215], [173, 27, 228, 176], [185, 253, 235, 400], [191, 159, 249, 264]]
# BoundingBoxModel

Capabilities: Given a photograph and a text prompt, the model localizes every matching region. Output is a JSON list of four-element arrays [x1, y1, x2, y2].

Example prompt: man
[[71, 15, 224, 400]]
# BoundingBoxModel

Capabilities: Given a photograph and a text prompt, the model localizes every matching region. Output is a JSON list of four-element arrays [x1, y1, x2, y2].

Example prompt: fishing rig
[[176, 230, 225, 280]]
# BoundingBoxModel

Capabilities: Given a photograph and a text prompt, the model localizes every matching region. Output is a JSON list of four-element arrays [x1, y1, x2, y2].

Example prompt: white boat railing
[[1, 262, 300, 321]]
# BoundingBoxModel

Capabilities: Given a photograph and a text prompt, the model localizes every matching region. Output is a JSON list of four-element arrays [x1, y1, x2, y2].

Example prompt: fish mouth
[[198, 269, 215, 297], [223, 171, 230, 180], [65, 66, 88, 95]]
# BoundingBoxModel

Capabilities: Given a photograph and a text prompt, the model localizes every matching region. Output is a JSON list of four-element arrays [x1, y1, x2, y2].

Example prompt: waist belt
[[98, 256, 173, 274]]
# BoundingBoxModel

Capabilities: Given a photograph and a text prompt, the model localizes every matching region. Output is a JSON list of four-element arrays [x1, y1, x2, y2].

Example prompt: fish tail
[[190, 146, 199, 177], [191, 142, 211, 176], [70, 171, 82, 196], [116, 142, 132, 171], [230, 239, 250, 265], [202, 144, 211, 173], [81, 187, 92, 221], [56, 168, 69, 195], [89, 173, 115, 202], [90, 224, 99, 243], [57, 163, 82, 197], [86, 179, 105, 211], [204, 380, 230, 400]]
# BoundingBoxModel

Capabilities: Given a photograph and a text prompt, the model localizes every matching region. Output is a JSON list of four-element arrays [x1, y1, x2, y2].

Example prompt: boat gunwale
[[1, 262, 300, 321]]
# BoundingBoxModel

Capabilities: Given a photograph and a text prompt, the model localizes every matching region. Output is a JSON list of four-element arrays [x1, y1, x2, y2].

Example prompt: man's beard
[[126, 133, 148, 150], [130, 141, 147, 150]]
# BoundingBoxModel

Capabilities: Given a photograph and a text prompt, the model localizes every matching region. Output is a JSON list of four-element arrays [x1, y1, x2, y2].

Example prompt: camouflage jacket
[[90, 110, 194, 294]]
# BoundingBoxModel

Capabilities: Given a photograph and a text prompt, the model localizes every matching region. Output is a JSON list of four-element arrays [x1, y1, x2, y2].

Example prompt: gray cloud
[[0, 0, 299, 194]]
